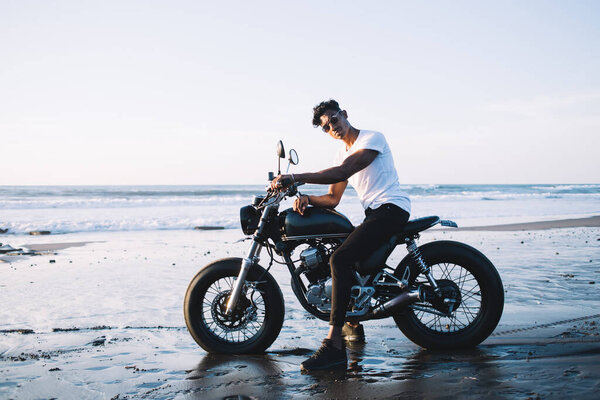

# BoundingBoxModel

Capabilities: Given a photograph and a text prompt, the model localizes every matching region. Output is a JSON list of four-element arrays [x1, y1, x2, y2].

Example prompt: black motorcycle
[[184, 141, 504, 353]]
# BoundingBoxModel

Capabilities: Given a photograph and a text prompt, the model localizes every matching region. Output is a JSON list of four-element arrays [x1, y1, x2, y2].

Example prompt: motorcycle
[[184, 141, 504, 354]]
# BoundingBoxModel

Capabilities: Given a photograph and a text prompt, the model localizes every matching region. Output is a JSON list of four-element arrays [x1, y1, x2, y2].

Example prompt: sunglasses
[[321, 110, 342, 133]]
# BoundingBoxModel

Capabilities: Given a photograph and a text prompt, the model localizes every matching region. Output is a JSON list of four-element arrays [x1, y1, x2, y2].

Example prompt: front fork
[[225, 205, 274, 315]]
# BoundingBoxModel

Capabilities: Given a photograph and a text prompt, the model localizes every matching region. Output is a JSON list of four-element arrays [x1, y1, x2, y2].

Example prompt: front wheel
[[184, 257, 285, 354], [393, 241, 504, 349]]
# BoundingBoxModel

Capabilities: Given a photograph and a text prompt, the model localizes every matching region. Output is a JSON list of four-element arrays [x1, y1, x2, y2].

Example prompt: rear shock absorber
[[405, 237, 439, 291]]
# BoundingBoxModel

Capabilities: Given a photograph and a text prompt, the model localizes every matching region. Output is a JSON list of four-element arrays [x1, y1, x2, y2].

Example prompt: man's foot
[[341, 322, 365, 343], [300, 339, 347, 372]]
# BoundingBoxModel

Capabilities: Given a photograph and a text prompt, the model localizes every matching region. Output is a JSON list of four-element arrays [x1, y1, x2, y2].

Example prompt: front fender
[[189, 257, 244, 279], [186, 257, 273, 289]]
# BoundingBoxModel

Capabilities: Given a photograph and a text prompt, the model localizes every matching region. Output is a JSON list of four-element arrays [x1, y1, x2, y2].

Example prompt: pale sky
[[1, 0, 599, 185]]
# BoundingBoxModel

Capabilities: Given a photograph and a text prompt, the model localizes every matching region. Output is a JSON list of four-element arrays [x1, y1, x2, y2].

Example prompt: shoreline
[[452, 215, 600, 231], [0, 215, 598, 239]]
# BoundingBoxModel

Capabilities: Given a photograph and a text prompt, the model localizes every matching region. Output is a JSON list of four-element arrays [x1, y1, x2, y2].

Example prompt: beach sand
[[1, 218, 599, 399]]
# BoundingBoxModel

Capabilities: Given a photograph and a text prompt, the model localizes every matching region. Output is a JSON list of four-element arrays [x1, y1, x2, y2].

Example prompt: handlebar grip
[[281, 176, 294, 187]]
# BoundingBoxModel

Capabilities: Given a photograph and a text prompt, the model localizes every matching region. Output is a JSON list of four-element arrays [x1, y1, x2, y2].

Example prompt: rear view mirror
[[277, 140, 285, 174], [289, 149, 299, 165], [277, 141, 285, 159]]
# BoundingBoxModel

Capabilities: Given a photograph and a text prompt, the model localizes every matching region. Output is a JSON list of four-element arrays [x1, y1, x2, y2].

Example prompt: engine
[[298, 244, 333, 282], [296, 245, 333, 309], [299, 243, 376, 314], [306, 277, 333, 311]]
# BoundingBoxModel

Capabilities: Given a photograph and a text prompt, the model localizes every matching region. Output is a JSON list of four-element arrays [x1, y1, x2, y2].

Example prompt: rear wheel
[[393, 241, 503, 349], [184, 258, 285, 354]]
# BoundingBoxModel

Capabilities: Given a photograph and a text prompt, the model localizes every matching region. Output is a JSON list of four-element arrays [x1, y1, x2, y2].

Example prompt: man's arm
[[293, 149, 378, 184], [283, 148, 378, 214], [294, 180, 347, 214], [271, 148, 378, 191]]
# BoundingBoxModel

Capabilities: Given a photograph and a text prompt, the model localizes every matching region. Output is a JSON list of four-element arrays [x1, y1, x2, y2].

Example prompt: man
[[271, 99, 411, 371]]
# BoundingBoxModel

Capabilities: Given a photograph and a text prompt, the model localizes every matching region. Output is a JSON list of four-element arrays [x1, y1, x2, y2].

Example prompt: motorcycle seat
[[396, 216, 441, 238]]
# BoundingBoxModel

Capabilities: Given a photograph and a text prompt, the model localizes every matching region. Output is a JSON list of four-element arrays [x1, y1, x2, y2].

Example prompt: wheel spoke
[[447, 263, 458, 278], [461, 283, 480, 294], [411, 262, 485, 334], [462, 290, 482, 303], [199, 276, 267, 344], [439, 263, 450, 279], [462, 307, 474, 324]]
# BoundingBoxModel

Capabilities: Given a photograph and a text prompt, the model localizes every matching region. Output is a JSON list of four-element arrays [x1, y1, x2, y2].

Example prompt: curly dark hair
[[312, 99, 341, 127]]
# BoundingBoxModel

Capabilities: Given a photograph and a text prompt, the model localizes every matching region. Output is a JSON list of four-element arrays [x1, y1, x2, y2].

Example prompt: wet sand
[[20, 241, 96, 252], [1, 219, 599, 399], [2, 320, 599, 399]]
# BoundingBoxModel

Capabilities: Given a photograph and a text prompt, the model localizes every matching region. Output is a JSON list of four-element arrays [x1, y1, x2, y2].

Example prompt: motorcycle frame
[[226, 191, 441, 320]]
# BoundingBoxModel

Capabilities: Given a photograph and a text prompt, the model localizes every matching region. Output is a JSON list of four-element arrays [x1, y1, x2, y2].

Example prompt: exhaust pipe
[[359, 287, 422, 321]]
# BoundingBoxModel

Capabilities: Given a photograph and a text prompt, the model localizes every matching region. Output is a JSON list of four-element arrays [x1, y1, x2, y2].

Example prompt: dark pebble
[[590, 282, 595, 284], [53, 327, 80, 332], [0, 329, 34, 334], [90, 336, 106, 346], [49, 260, 56, 263]]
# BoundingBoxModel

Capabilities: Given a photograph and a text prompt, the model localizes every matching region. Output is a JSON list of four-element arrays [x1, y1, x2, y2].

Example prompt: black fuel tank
[[282, 207, 354, 237]]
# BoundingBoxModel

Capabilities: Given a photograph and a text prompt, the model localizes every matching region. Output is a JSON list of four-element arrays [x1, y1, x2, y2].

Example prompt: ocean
[[0, 184, 598, 235]]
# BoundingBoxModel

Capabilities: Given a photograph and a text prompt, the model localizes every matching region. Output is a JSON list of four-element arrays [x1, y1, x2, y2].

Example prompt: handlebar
[[273, 178, 304, 191], [262, 181, 305, 207], [276, 180, 304, 191]]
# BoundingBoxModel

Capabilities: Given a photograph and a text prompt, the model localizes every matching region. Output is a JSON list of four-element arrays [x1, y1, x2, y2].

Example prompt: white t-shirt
[[336, 130, 411, 213]]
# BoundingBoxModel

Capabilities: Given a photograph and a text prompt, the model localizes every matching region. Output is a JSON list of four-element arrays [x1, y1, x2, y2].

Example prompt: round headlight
[[240, 205, 260, 235]]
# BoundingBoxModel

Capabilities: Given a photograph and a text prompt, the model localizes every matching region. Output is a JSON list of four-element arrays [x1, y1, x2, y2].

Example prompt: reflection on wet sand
[[298, 346, 504, 396], [1, 322, 598, 399], [185, 353, 286, 399], [176, 331, 600, 400], [398, 348, 504, 398]]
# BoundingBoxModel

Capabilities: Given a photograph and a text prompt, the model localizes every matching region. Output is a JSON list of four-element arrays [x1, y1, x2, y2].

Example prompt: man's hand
[[293, 195, 309, 215], [270, 174, 293, 191]]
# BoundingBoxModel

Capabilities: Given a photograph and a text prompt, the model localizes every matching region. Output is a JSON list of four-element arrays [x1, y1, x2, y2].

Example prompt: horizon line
[[1, 183, 599, 187]]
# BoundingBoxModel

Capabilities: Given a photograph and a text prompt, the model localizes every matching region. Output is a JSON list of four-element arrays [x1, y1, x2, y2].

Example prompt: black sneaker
[[300, 339, 347, 372], [341, 323, 365, 343]]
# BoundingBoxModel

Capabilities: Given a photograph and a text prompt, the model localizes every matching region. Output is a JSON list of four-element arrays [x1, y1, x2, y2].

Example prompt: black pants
[[329, 203, 410, 326]]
